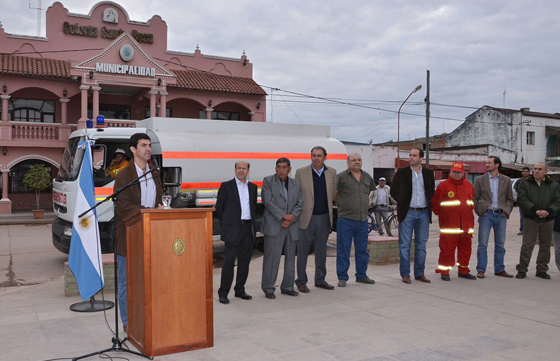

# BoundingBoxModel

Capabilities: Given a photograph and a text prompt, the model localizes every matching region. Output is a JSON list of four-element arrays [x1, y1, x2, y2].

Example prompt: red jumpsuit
[[432, 177, 475, 276]]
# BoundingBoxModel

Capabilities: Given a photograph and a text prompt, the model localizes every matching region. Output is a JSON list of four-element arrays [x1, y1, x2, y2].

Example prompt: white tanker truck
[[52, 117, 348, 254]]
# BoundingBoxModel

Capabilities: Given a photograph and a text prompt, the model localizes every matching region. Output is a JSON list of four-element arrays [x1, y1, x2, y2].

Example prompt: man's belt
[[487, 209, 503, 213], [409, 207, 428, 211], [240, 219, 251, 224]]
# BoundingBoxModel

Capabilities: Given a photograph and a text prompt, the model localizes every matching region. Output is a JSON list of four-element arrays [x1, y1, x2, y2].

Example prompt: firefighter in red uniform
[[432, 162, 476, 281]]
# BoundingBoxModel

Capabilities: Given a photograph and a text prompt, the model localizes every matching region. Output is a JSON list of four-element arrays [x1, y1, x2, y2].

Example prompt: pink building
[[0, 1, 267, 213]]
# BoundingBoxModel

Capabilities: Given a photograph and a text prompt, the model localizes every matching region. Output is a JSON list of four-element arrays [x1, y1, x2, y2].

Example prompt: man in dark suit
[[391, 148, 435, 284], [295, 146, 337, 293], [261, 157, 303, 299], [215, 161, 258, 304], [473, 156, 514, 279], [114, 133, 163, 333]]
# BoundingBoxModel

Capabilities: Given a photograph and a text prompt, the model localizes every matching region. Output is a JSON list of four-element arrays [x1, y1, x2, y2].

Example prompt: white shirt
[[135, 162, 157, 208], [410, 167, 428, 208], [313, 165, 325, 177], [376, 186, 388, 206], [236, 177, 251, 220]]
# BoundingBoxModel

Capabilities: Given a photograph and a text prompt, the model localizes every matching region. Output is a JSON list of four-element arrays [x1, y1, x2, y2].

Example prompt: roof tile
[[0, 54, 267, 96], [0, 54, 72, 78], [171, 69, 267, 95]]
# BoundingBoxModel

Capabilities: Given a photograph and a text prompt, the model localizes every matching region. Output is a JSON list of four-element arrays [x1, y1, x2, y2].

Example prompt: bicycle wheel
[[390, 214, 399, 228], [367, 214, 377, 234]]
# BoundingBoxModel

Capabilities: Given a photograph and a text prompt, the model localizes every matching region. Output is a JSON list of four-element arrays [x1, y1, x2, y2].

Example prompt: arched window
[[9, 160, 53, 193], [8, 98, 55, 123]]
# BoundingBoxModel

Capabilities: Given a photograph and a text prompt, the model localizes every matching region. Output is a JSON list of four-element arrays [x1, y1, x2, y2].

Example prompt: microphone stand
[[72, 168, 158, 361]]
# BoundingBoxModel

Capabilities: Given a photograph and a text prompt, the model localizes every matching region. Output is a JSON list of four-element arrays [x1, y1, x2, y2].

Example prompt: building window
[[144, 106, 172, 118], [88, 104, 131, 119], [198, 110, 240, 120], [7, 98, 55, 123], [527, 131, 535, 145], [547, 135, 560, 158]]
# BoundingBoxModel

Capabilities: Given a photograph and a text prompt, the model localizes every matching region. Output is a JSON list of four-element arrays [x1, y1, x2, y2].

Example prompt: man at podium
[[114, 133, 163, 333], [215, 161, 258, 304]]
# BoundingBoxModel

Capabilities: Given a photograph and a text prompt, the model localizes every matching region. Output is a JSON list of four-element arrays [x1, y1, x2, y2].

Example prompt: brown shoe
[[517, 231, 523, 235], [477, 271, 485, 279], [123, 325, 128, 334], [494, 270, 514, 278], [402, 276, 411, 284], [414, 275, 431, 283], [297, 284, 310, 293], [315, 282, 335, 290]]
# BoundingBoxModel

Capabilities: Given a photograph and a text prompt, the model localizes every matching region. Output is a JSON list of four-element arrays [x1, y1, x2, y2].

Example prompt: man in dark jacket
[[215, 161, 258, 304], [390, 148, 435, 284], [515, 162, 560, 279], [114, 133, 163, 332]]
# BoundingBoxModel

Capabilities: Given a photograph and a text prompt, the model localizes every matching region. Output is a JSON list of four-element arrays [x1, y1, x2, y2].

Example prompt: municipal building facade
[[0, 1, 267, 213]]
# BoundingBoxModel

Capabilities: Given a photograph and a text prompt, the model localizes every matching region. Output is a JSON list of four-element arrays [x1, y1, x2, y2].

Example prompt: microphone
[[151, 156, 160, 171]]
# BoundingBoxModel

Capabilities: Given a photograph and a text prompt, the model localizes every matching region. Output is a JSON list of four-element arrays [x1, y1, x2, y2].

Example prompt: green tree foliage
[[23, 164, 51, 210]]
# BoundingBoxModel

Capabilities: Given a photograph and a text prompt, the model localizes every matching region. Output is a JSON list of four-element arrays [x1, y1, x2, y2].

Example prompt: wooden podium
[[125, 208, 214, 356]]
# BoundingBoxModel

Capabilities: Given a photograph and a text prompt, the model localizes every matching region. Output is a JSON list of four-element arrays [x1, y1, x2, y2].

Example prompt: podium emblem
[[173, 239, 186, 255]]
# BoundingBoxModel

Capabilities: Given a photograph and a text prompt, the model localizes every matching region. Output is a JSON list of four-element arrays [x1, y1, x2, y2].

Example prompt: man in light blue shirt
[[390, 148, 435, 284]]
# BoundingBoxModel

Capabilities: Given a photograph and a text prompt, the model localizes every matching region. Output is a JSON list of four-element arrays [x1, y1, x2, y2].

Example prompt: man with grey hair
[[515, 162, 560, 279], [261, 157, 304, 298], [335, 153, 377, 287]]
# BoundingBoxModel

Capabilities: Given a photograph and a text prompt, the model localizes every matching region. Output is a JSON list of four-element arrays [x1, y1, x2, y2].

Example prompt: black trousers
[[218, 222, 254, 297]]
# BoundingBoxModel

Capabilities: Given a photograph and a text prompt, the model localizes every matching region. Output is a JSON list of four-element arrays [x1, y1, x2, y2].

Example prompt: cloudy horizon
[[1, 1, 559, 144]]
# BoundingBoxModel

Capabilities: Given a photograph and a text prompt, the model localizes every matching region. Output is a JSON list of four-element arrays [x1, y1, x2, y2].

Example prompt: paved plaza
[[1, 208, 560, 361]]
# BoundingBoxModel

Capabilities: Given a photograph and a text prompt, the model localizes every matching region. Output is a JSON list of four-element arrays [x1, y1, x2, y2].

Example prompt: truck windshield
[[57, 136, 85, 181]]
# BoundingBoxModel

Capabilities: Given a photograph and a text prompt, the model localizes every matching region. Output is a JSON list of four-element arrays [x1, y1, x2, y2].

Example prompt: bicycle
[[367, 206, 399, 234]]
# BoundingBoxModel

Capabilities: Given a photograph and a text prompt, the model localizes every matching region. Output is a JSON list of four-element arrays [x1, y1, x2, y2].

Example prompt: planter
[[32, 209, 45, 219]]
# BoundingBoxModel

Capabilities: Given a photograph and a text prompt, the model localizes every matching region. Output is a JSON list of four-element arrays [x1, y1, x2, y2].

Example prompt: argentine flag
[[68, 141, 104, 301]]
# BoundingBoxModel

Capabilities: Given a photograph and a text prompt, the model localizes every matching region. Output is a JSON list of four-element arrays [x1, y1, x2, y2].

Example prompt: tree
[[23, 164, 52, 210]]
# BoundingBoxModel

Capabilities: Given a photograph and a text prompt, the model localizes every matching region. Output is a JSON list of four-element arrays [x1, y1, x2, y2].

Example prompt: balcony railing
[[2, 120, 135, 143], [105, 119, 137, 128], [11, 122, 61, 140]]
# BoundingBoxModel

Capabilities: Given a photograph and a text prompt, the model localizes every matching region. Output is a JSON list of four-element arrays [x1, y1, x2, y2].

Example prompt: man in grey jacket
[[473, 156, 514, 279], [261, 157, 304, 299]]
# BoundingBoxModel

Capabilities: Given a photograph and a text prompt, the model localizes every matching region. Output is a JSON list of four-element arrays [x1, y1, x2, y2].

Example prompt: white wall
[[521, 116, 548, 164]]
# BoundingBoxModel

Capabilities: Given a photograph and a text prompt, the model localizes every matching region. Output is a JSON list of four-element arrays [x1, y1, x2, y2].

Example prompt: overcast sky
[[2, 1, 559, 144]]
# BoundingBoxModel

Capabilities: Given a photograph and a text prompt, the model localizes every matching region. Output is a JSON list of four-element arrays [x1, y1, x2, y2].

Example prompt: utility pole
[[425, 70, 430, 168]]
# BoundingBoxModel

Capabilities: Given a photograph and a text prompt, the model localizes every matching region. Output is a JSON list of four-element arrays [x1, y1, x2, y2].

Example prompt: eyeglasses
[[349, 159, 362, 162], [534, 167, 544, 171]]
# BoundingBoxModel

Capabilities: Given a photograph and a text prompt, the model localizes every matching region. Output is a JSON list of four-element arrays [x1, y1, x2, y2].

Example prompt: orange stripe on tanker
[[162, 151, 347, 160], [180, 181, 264, 190]]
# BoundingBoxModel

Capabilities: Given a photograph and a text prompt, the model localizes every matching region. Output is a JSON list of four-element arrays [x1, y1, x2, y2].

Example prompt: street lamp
[[397, 84, 422, 167]]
